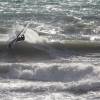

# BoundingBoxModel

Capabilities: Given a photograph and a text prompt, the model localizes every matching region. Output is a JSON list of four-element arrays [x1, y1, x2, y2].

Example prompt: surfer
[[8, 22, 30, 48], [8, 35, 25, 48], [17, 35, 25, 41]]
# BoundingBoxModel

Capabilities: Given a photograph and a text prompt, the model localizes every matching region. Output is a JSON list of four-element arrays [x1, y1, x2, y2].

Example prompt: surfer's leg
[[8, 41, 14, 49], [8, 43, 12, 49], [8, 43, 13, 49]]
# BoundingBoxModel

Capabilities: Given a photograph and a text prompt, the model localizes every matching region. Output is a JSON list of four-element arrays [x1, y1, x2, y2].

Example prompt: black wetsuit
[[17, 35, 25, 41], [8, 35, 25, 48]]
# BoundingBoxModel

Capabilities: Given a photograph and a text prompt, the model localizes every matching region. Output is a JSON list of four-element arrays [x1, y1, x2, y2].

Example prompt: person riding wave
[[8, 22, 30, 48], [8, 34, 25, 48], [17, 35, 25, 41]]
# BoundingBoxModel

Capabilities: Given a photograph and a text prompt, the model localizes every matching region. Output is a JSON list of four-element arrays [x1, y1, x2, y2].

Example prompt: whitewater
[[0, 0, 100, 100]]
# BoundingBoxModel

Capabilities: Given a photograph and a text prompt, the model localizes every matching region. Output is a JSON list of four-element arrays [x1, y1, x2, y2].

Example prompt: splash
[[8, 23, 47, 44], [24, 27, 46, 43]]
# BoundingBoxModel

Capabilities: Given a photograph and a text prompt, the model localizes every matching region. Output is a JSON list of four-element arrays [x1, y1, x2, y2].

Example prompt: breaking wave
[[8, 23, 46, 43], [0, 63, 97, 81], [0, 63, 100, 95], [0, 24, 100, 61], [66, 81, 100, 95]]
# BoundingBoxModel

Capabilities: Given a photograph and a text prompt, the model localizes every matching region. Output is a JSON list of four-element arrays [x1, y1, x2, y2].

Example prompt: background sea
[[0, 0, 100, 100]]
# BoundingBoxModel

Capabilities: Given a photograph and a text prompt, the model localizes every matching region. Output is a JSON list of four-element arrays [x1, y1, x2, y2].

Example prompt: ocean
[[0, 0, 100, 100]]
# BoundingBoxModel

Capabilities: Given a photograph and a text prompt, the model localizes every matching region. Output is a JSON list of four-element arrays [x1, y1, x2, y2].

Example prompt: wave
[[0, 38, 100, 62], [0, 62, 100, 95], [3, 80, 100, 96], [6, 24, 100, 50], [5, 40, 100, 57], [0, 63, 95, 81], [0, 24, 100, 61], [66, 81, 100, 95]]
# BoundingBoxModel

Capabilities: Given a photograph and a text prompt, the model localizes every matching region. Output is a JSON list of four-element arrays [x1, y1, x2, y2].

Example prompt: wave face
[[0, 0, 100, 100]]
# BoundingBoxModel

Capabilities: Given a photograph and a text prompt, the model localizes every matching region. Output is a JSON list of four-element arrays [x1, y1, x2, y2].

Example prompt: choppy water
[[0, 0, 100, 100]]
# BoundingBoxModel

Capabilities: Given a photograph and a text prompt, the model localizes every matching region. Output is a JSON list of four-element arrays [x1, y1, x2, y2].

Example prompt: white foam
[[0, 34, 9, 42], [24, 28, 45, 43], [8, 24, 47, 44], [20, 70, 33, 80], [8, 24, 23, 42], [90, 35, 100, 41]]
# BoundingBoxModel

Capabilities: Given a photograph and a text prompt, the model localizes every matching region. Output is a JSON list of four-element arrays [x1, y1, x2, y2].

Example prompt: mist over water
[[0, 0, 100, 100]]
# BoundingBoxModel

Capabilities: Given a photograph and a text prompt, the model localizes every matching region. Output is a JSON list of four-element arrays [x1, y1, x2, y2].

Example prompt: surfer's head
[[16, 35, 25, 42]]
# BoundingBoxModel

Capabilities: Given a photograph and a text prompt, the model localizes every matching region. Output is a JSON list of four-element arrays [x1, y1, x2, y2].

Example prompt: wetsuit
[[17, 35, 25, 41], [8, 35, 25, 48]]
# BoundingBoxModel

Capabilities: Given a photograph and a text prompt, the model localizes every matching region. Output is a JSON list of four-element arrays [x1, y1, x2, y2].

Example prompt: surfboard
[[8, 23, 30, 48]]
